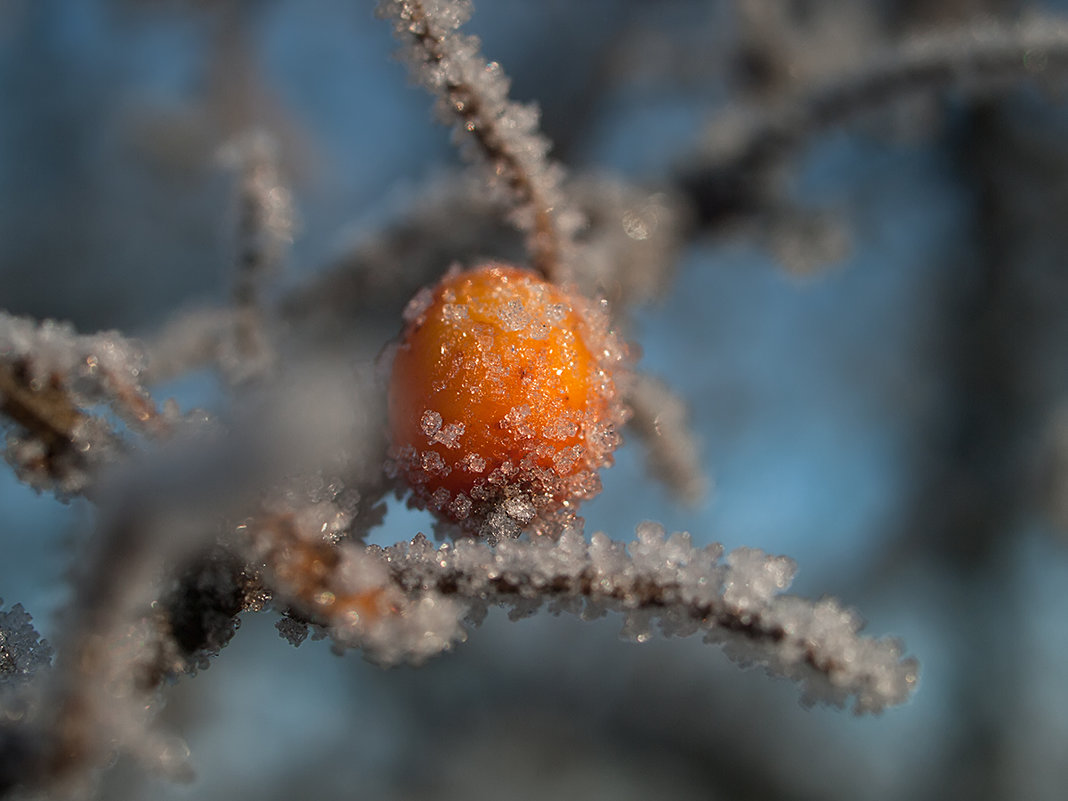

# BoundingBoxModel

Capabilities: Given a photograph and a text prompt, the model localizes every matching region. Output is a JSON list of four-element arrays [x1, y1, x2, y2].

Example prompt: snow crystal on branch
[[0, 312, 167, 494], [369, 523, 916, 714], [377, 0, 581, 282], [219, 131, 295, 291], [252, 510, 916, 714], [217, 131, 295, 384]]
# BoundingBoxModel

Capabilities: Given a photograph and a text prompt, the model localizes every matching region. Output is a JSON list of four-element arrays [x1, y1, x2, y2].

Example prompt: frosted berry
[[387, 263, 626, 533]]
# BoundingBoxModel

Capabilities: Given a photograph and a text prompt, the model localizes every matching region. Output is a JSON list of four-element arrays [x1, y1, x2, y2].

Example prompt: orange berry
[[387, 263, 626, 533]]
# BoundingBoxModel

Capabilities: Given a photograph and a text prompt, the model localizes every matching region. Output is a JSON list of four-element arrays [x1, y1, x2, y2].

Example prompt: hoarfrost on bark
[[376, 524, 918, 714], [0, 312, 169, 495], [376, 0, 581, 282], [220, 130, 294, 384]]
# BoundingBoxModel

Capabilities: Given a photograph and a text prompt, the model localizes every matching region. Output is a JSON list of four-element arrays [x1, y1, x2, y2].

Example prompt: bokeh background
[[2, 1, 1068, 799]]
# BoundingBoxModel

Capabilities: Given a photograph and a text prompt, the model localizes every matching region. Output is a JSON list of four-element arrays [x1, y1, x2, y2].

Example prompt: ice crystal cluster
[[0, 601, 51, 687]]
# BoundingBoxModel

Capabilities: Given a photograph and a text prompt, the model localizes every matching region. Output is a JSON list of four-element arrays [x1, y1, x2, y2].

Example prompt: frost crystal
[[0, 600, 52, 683]]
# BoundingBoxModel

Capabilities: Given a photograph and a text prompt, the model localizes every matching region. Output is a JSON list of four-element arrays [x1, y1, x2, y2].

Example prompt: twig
[[682, 16, 1068, 226], [380, 526, 918, 713], [218, 131, 294, 383], [0, 313, 169, 494], [377, 0, 579, 283], [254, 522, 917, 713], [626, 373, 706, 505]]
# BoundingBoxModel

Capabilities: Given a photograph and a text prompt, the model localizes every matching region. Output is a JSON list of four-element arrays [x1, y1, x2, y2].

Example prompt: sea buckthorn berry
[[387, 262, 627, 535]]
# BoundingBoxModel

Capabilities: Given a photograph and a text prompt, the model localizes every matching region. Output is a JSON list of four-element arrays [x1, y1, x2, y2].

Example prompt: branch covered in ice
[[270, 522, 917, 714], [377, 0, 581, 282], [0, 312, 168, 495], [218, 130, 294, 383], [565, 177, 687, 306]]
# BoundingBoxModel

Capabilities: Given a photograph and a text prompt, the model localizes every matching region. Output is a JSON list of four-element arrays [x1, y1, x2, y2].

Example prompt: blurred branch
[[626, 373, 706, 505], [218, 130, 294, 383], [0, 313, 168, 495], [279, 173, 687, 351], [373, 524, 917, 714], [680, 16, 1068, 228]]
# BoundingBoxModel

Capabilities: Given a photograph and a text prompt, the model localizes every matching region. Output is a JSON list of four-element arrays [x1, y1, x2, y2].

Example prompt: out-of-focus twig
[[627, 373, 706, 505], [218, 130, 294, 384], [681, 16, 1068, 228], [0, 313, 169, 495]]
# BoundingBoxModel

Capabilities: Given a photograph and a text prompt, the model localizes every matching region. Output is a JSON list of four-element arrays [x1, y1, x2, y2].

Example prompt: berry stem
[[379, 0, 575, 283]]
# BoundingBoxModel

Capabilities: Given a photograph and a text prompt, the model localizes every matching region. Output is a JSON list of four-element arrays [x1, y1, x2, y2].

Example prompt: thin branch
[[279, 171, 517, 346], [5, 425, 290, 796], [218, 130, 295, 384], [682, 16, 1068, 226], [0, 313, 169, 495], [388, 527, 917, 713], [626, 373, 706, 505], [141, 305, 239, 384], [279, 174, 686, 353], [377, 0, 580, 283], [259, 522, 917, 714], [143, 133, 295, 386]]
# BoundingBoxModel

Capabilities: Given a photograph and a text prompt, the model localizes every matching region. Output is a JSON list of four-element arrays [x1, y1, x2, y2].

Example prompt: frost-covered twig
[[248, 513, 466, 666], [266, 523, 917, 714], [280, 172, 516, 345], [0, 358, 396, 795], [377, 0, 581, 282], [145, 134, 294, 385], [12, 516, 198, 795], [0, 313, 167, 495], [142, 305, 240, 384], [218, 131, 294, 383], [9, 432, 283, 796], [565, 177, 687, 305], [627, 373, 706, 504], [281, 174, 685, 351], [383, 525, 917, 713], [684, 16, 1068, 226]]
